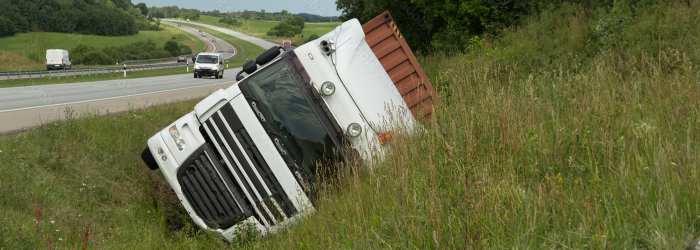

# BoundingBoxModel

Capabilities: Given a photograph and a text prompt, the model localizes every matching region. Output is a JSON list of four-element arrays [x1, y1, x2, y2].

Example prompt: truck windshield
[[246, 61, 340, 180], [196, 55, 218, 64]]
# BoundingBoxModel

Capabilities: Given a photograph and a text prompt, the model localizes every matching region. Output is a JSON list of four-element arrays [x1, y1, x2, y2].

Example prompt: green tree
[[135, 2, 148, 15], [0, 16, 16, 37], [163, 40, 180, 56], [335, 0, 436, 52]]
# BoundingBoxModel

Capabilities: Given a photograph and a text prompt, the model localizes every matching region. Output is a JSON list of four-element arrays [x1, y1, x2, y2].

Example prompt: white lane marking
[[0, 79, 236, 113], [93, 85, 108, 88]]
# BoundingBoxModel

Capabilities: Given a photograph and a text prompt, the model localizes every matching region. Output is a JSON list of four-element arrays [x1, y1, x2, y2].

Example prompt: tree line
[[147, 6, 339, 23], [336, 0, 661, 52], [0, 0, 161, 38]]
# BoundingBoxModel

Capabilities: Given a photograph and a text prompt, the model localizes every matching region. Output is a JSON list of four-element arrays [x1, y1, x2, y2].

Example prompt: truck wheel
[[141, 147, 159, 170], [194, 73, 197, 78]]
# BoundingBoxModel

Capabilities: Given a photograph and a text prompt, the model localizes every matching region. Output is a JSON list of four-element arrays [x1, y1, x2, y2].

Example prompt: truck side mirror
[[243, 60, 257, 74], [256, 46, 282, 66]]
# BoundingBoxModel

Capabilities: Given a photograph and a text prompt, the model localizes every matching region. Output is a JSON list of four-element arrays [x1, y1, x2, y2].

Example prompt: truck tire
[[141, 147, 159, 170], [194, 73, 197, 78]]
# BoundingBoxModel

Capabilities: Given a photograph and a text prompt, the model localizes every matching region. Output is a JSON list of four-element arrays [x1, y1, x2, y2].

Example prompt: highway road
[[164, 21, 238, 61], [0, 19, 288, 135], [169, 20, 279, 50]]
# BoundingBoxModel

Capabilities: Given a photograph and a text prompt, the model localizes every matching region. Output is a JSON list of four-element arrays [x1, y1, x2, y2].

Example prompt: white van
[[193, 53, 224, 78], [46, 49, 71, 70]]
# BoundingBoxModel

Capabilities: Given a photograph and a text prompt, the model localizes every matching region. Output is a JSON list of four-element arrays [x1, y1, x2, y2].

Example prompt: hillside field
[[0, 25, 205, 71], [198, 15, 341, 45]]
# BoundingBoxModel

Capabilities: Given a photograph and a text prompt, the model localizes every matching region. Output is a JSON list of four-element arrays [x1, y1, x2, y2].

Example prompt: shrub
[[73, 51, 116, 65], [154, 50, 173, 59], [163, 41, 180, 57], [267, 16, 305, 37], [178, 45, 192, 55], [592, 0, 634, 52], [219, 17, 242, 26], [306, 34, 320, 43]]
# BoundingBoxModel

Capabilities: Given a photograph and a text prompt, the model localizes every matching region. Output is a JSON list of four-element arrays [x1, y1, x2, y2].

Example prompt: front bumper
[[195, 69, 220, 76]]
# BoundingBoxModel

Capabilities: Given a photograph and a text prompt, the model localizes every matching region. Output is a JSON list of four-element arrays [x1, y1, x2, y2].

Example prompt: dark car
[[177, 55, 187, 63]]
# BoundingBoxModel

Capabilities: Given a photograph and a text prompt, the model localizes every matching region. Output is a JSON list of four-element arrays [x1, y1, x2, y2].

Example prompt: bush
[[154, 50, 173, 59], [136, 20, 163, 31], [592, 0, 634, 52], [219, 17, 242, 26], [163, 41, 180, 57], [179, 45, 193, 55], [267, 16, 305, 37], [73, 51, 116, 65], [306, 34, 320, 43]]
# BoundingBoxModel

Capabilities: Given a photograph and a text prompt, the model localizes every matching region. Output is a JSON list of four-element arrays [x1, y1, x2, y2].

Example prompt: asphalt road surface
[[0, 69, 243, 134]]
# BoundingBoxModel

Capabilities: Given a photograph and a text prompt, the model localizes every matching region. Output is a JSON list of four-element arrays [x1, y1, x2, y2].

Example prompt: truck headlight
[[194, 65, 200, 69], [320, 81, 335, 96], [347, 123, 362, 137], [169, 125, 186, 151], [212, 65, 218, 71]]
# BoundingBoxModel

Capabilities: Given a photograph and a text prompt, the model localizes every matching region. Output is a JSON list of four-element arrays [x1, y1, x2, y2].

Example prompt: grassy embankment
[[0, 25, 206, 72], [1, 1, 699, 249], [198, 15, 340, 46]]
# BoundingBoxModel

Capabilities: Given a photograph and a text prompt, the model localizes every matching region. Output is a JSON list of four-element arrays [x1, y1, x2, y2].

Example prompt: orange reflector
[[378, 131, 392, 145]]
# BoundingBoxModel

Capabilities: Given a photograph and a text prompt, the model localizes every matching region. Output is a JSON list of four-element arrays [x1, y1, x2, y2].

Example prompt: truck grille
[[198, 103, 296, 228], [177, 145, 250, 229]]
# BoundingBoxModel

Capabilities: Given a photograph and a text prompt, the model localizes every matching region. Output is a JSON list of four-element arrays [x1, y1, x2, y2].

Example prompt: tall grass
[[0, 0, 698, 249], [247, 1, 700, 248]]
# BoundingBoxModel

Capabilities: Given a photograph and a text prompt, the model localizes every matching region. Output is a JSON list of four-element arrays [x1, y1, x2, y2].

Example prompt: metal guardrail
[[0, 62, 191, 81]]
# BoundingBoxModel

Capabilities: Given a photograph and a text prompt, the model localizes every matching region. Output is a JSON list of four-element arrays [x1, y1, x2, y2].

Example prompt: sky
[[136, 0, 342, 16]]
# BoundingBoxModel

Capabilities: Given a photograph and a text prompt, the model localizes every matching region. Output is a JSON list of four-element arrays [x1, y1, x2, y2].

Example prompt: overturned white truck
[[141, 11, 440, 241]]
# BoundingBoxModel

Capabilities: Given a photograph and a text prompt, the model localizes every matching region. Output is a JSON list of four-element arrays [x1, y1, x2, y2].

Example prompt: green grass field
[[0, 25, 206, 71], [197, 15, 340, 46], [1, 1, 699, 249]]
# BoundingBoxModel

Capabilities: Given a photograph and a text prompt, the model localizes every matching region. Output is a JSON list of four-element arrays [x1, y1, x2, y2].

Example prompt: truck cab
[[142, 12, 439, 241]]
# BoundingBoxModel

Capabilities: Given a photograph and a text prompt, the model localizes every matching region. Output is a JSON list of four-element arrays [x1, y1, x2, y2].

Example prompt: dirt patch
[[182, 40, 197, 51]]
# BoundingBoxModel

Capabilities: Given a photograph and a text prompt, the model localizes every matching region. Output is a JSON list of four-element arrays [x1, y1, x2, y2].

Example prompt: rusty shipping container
[[362, 11, 441, 122]]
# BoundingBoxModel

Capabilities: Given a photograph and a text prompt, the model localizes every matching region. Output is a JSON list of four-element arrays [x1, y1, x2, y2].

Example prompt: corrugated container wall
[[362, 11, 441, 122]]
